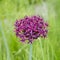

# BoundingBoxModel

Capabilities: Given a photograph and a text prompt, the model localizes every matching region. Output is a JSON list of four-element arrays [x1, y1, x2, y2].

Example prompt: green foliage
[[0, 0, 60, 60]]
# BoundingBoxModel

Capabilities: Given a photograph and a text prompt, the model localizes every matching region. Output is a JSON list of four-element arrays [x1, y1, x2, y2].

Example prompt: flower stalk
[[29, 44, 32, 60]]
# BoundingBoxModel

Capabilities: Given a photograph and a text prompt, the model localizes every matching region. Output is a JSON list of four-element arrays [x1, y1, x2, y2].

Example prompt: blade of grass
[[47, 39, 50, 60], [47, 38, 57, 60], [0, 21, 11, 60], [14, 44, 27, 55], [0, 39, 3, 60], [38, 38, 44, 60]]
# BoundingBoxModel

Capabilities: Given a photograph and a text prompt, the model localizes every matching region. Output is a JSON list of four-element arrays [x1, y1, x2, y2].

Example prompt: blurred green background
[[0, 0, 60, 60]]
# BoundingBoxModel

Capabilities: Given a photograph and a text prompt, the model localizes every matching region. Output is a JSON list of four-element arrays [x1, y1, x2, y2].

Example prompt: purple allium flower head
[[14, 16, 48, 43]]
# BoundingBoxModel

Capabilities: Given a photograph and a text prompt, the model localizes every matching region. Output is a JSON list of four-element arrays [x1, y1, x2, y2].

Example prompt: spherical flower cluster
[[14, 16, 48, 43]]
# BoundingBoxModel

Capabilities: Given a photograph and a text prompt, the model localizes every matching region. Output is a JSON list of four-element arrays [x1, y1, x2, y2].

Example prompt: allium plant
[[14, 16, 48, 43]]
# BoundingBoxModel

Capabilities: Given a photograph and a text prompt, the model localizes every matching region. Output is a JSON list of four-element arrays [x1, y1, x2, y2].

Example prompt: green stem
[[29, 44, 32, 60]]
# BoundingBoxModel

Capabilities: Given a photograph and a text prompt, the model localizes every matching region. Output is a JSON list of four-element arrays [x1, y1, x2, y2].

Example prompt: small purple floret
[[14, 16, 48, 43]]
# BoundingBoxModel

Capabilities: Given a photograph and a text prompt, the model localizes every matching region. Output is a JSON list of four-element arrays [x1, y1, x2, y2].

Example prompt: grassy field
[[0, 0, 60, 60]]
